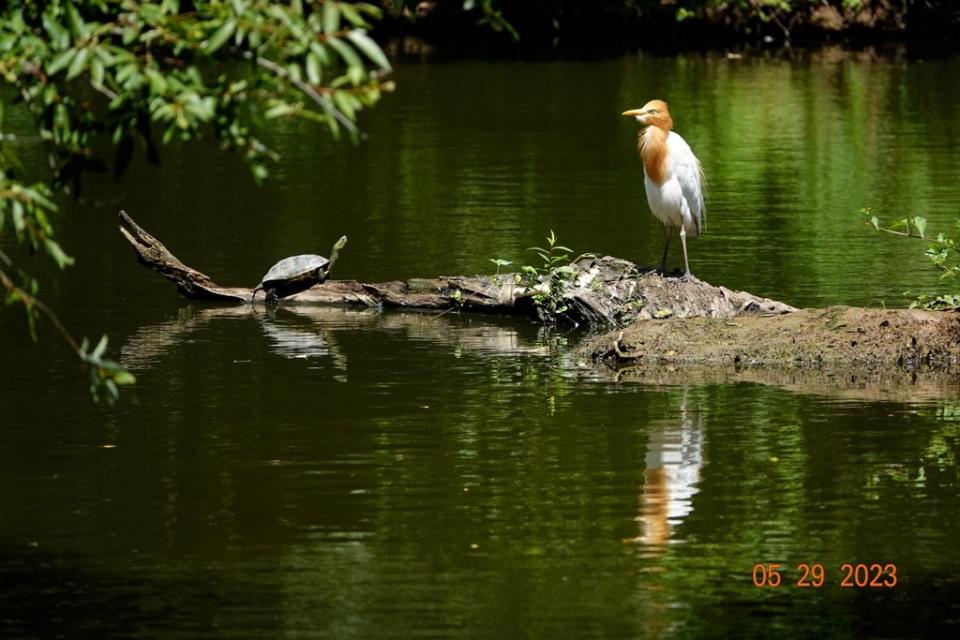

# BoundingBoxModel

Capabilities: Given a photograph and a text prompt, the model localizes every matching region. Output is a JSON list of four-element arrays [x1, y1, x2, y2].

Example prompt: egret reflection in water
[[629, 387, 705, 550]]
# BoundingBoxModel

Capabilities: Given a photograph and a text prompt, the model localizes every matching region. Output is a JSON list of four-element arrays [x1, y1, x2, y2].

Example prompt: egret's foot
[[678, 271, 699, 283]]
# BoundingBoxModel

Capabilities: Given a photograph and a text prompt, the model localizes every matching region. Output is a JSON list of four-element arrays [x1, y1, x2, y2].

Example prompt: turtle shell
[[255, 254, 330, 299]]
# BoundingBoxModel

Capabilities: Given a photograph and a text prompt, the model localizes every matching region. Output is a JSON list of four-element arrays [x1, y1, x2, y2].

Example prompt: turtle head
[[326, 235, 348, 275]]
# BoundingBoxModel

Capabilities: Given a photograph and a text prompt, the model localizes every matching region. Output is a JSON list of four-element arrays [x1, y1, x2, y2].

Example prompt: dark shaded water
[[3, 51, 960, 637]]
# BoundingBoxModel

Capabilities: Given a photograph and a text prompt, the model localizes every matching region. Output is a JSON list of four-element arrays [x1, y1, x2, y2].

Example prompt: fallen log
[[118, 210, 794, 328], [119, 210, 960, 371]]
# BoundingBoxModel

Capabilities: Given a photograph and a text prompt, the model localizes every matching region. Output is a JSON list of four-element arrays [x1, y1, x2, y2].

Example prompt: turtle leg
[[266, 288, 280, 306]]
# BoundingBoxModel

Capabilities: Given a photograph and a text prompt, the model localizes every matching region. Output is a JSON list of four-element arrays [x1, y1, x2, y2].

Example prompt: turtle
[[251, 235, 347, 304]]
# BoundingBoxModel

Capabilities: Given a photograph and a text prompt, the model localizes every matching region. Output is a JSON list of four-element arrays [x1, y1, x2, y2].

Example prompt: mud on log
[[119, 210, 794, 328], [580, 306, 960, 370]]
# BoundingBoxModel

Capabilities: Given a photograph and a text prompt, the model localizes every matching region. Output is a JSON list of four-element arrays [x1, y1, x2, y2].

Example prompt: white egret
[[622, 99, 705, 279]]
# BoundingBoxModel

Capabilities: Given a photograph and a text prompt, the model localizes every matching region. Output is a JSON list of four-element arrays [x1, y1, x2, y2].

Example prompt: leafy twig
[[0, 267, 135, 403], [245, 52, 361, 137]]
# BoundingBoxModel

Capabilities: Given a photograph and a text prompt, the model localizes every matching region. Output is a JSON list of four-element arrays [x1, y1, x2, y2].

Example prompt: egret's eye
[[648, 109, 659, 114]]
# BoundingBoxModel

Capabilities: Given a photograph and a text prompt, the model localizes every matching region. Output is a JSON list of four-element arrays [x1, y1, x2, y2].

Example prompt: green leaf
[[327, 37, 363, 70], [113, 370, 136, 385], [310, 41, 332, 65], [145, 68, 168, 95], [26, 187, 57, 212], [115, 62, 138, 85], [339, 3, 368, 27], [265, 101, 297, 118], [92, 334, 108, 359], [912, 216, 927, 239], [251, 163, 269, 184], [306, 51, 322, 84], [90, 56, 105, 86], [332, 90, 357, 119], [122, 25, 138, 45], [66, 47, 89, 80], [345, 30, 391, 70], [47, 49, 77, 76], [12, 201, 25, 233], [65, 1, 87, 38], [42, 11, 70, 49], [870, 216, 879, 230], [357, 3, 384, 20], [104, 378, 119, 401], [287, 62, 303, 82], [323, 2, 341, 34], [346, 65, 365, 86], [43, 238, 76, 269], [203, 20, 236, 55]]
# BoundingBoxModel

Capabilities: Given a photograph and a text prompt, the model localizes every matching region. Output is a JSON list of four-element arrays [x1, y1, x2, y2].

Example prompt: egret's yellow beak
[[622, 108, 645, 117]]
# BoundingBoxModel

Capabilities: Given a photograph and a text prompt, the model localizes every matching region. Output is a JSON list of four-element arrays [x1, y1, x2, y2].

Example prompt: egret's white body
[[622, 100, 705, 278], [644, 131, 704, 239]]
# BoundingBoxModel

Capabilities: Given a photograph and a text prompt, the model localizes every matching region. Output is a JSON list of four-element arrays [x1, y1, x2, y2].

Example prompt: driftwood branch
[[118, 210, 794, 328], [120, 210, 250, 302]]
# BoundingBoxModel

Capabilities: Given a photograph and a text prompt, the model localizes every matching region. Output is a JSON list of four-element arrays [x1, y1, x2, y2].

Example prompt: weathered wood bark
[[119, 210, 794, 327], [120, 211, 250, 302]]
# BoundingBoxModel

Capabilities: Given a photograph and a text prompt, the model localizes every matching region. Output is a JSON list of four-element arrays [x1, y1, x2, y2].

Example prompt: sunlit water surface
[[2, 51, 960, 637]]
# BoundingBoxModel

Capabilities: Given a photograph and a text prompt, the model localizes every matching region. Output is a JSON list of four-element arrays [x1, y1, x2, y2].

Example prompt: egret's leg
[[658, 224, 671, 275], [679, 226, 693, 279]]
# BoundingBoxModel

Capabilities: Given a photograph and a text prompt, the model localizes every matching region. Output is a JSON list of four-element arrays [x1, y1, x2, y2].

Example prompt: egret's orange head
[[622, 99, 673, 132]]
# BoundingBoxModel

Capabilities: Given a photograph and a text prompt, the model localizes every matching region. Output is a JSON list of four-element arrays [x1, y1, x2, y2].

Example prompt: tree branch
[[862, 220, 947, 244], [244, 52, 361, 137], [0, 267, 80, 353]]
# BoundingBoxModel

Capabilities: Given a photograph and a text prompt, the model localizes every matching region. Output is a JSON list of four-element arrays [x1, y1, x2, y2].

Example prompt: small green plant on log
[[861, 208, 960, 309], [488, 258, 512, 285], [522, 230, 575, 321]]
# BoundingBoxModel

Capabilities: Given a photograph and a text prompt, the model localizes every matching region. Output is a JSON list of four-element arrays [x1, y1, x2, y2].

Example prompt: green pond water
[[2, 50, 960, 637]]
